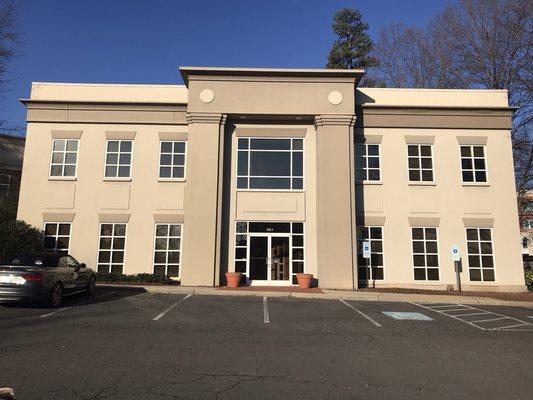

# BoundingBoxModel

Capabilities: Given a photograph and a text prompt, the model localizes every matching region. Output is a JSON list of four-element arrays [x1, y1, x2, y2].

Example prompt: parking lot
[[1, 287, 532, 400]]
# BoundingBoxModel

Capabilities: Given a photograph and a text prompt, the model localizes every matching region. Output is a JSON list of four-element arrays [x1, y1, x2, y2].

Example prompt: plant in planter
[[296, 273, 313, 289], [225, 272, 243, 288]]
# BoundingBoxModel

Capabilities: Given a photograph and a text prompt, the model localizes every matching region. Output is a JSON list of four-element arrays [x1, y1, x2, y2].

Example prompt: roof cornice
[[179, 66, 365, 86]]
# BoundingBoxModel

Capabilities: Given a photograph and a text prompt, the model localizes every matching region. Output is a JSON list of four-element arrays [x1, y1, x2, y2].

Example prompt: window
[[104, 140, 132, 178], [291, 223, 304, 285], [460, 145, 487, 183], [407, 144, 433, 182], [153, 224, 182, 278], [43, 222, 71, 252], [355, 144, 380, 181], [237, 138, 303, 190], [58, 255, 79, 269], [522, 220, 533, 229], [97, 223, 127, 274], [50, 139, 78, 177], [466, 228, 495, 282], [411, 227, 439, 281], [159, 141, 186, 179], [357, 226, 384, 281]]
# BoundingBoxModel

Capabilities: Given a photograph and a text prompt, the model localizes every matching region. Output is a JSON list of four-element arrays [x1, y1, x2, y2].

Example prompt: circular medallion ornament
[[200, 89, 215, 103], [328, 91, 343, 105]]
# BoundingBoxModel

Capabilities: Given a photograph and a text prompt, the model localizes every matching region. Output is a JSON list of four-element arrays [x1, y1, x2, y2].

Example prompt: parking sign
[[451, 245, 461, 261], [362, 241, 371, 259]]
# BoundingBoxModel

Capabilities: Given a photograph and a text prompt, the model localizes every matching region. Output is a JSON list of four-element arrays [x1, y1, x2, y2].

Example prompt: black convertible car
[[0, 252, 96, 307]]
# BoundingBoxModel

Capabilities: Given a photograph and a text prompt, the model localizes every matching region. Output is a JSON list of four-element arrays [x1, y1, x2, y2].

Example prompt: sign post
[[451, 245, 462, 292]]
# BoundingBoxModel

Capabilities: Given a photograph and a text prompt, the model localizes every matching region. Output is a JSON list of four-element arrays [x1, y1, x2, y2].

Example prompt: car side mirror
[[80, 263, 86, 269]]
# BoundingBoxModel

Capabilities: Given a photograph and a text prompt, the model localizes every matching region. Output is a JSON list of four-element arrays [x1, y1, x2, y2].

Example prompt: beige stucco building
[[17, 67, 526, 292]]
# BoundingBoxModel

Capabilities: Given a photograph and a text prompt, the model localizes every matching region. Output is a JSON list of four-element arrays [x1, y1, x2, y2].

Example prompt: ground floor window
[[234, 221, 304, 284], [357, 226, 384, 281], [153, 223, 182, 278], [466, 228, 495, 282], [43, 222, 71, 252], [411, 227, 439, 281], [97, 223, 127, 274]]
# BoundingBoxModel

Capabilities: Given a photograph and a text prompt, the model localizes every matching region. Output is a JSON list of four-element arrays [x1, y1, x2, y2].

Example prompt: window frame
[[158, 141, 187, 181], [355, 143, 381, 183], [152, 223, 183, 278], [96, 223, 128, 274], [410, 227, 441, 282], [42, 222, 72, 252], [103, 139, 134, 180], [49, 138, 79, 179], [357, 226, 385, 282], [522, 220, 533, 229], [407, 144, 435, 183], [460, 145, 488, 184], [236, 137, 304, 191], [465, 227, 496, 283]]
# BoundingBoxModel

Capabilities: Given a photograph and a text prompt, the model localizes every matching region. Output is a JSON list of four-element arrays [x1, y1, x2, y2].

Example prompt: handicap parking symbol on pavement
[[382, 311, 433, 321]]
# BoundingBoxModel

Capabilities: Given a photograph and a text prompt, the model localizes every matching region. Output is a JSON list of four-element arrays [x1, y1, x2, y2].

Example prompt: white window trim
[[152, 223, 183, 278], [157, 141, 187, 181], [42, 222, 72, 252], [407, 144, 435, 184], [103, 139, 134, 180], [410, 227, 441, 283], [459, 145, 489, 185], [465, 227, 497, 284], [236, 137, 304, 191], [355, 143, 382, 184], [96, 223, 128, 274], [49, 138, 79, 180]]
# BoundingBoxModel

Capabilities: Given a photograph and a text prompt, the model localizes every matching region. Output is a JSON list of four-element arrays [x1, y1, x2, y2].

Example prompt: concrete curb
[[97, 283, 533, 308]]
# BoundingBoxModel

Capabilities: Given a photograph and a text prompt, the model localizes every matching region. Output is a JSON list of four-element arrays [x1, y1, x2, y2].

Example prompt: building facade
[[17, 67, 526, 291]]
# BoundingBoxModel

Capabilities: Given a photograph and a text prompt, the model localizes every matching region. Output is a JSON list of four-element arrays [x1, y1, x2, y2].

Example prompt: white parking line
[[470, 317, 508, 323], [263, 297, 269, 324], [153, 294, 192, 321], [40, 291, 116, 318], [339, 299, 381, 327]]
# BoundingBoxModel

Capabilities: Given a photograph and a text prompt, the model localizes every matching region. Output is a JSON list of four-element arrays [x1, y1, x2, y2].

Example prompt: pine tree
[[326, 8, 378, 69]]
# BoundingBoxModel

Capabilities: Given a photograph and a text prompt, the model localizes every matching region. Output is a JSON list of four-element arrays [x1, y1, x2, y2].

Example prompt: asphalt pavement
[[1, 287, 532, 399]]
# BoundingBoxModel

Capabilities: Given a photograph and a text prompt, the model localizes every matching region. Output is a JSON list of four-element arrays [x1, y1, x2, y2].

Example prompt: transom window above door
[[237, 138, 303, 190]]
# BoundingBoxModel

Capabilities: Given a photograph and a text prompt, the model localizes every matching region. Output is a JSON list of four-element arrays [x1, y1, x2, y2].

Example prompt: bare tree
[[374, 0, 532, 213], [0, 0, 18, 94]]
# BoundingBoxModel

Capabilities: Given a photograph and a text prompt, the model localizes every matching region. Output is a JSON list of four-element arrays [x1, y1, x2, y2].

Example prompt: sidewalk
[[97, 284, 533, 308]]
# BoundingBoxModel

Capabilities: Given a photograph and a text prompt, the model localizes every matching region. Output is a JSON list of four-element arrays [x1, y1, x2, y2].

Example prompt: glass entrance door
[[249, 235, 290, 284]]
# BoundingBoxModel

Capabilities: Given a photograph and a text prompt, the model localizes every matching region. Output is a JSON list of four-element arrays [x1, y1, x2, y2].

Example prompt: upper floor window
[[159, 141, 186, 179], [355, 144, 380, 182], [237, 138, 303, 190], [407, 144, 434, 182], [105, 140, 132, 178], [50, 139, 78, 178], [460, 145, 487, 183]]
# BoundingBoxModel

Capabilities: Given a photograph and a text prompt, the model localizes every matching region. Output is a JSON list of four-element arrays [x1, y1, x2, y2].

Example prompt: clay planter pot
[[225, 272, 242, 288], [296, 273, 313, 289]]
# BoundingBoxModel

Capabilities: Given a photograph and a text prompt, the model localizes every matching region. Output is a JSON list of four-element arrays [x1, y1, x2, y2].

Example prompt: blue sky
[[1, 0, 455, 129]]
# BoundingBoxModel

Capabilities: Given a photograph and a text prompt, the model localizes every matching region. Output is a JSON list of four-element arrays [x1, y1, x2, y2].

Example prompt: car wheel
[[86, 275, 96, 295], [49, 283, 63, 307]]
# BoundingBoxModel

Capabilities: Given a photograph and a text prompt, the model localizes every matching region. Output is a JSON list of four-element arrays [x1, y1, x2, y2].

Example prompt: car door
[[57, 255, 78, 293], [65, 256, 88, 289]]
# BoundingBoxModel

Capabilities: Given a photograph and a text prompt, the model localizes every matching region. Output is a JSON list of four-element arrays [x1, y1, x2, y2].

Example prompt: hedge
[[0, 219, 43, 256], [525, 271, 533, 290], [96, 272, 179, 285]]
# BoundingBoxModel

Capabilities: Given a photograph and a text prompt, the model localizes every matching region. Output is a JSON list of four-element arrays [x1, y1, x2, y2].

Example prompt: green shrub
[[96, 272, 178, 285], [525, 271, 533, 290], [0, 219, 43, 256]]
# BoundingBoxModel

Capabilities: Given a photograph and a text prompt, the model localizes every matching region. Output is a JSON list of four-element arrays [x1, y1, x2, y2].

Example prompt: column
[[180, 112, 226, 286], [314, 114, 357, 290]]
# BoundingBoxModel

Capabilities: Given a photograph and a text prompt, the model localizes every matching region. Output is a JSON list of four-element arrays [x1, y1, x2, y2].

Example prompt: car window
[[57, 256, 69, 268]]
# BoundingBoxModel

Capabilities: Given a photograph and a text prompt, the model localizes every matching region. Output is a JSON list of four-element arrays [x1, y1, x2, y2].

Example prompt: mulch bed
[[358, 287, 533, 302]]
